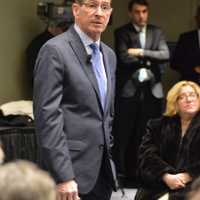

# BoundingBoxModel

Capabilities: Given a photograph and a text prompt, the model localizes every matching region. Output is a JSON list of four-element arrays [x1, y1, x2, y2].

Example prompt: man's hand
[[128, 48, 144, 57], [162, 173, 186, 190], [194, 66, 200, 74], [57, 180, 80, 200]]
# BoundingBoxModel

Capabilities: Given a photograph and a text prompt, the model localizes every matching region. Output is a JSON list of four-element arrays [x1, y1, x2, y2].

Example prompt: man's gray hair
[[0, 160, 56, 200]]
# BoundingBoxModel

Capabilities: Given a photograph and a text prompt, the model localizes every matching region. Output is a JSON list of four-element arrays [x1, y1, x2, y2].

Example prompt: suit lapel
[[130, 25, 141, 48], [194, 30, 199, 48], [68, 27, 103, 112], [145, 26, 153, 49], [101, 43, 111, 114]]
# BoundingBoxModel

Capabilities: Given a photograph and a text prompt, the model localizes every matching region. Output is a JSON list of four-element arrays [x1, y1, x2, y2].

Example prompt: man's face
[[72, 0, 112, 41], [129, 3, 148, 28]]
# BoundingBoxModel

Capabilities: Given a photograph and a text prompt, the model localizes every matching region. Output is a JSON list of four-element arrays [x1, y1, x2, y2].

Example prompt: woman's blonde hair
[[164, 81, 200, 117]]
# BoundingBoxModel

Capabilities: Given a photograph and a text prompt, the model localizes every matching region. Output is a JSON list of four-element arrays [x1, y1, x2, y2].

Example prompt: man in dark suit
[[170, 6, 200, 84], [26, 19, 69, 88], [113, 0, 169, 185], [33, 0, 117, 199]]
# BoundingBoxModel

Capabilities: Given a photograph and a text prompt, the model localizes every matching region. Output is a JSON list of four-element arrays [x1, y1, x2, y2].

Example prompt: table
[[0, 126, 39, 163]]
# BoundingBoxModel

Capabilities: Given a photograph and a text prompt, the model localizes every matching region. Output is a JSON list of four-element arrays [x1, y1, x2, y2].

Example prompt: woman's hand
[[176, 172, 192, 185], [162, 173, 186, 190]]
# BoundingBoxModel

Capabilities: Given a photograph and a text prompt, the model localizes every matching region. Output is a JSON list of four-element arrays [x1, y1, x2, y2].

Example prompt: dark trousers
[[80, 152, 113, 200], [113, 83, 163, 182]]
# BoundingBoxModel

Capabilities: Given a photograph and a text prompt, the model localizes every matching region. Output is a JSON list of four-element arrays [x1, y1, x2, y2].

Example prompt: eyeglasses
[[177, 92, 198, 101], [82, 2, 112, 13]]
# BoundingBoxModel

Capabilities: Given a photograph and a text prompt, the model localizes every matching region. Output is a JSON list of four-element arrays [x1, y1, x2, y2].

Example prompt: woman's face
[[177, 85, 200, 117]]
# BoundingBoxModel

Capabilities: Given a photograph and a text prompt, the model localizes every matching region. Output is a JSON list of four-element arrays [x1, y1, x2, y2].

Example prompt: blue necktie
[[89, 43, 107, 109]]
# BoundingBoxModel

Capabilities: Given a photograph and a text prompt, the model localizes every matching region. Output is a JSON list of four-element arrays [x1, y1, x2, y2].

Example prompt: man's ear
[[72, 3, 80, 17], [128, 11, 132, 19]]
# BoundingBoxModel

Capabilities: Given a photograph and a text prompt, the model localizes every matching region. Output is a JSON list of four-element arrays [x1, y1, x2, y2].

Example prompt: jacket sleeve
[[33, 43, 75, 183], [170, 33, 200, 73], [182, 127, 200, 179], [143, 30, 169, 61], [114, 29, 141, 69], [170, 33, 187, 72], [137, 119, 176, 185]]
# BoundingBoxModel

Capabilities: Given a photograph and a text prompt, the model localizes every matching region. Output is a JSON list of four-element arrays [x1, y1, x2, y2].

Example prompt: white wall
[[0, 0, 200, 104], [0, 0, 44, 104]]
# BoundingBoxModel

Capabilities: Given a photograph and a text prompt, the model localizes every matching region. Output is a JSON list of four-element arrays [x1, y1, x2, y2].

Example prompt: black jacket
[[114, 23, 169, 98], [170, 30, 200, 83], [26, 30, 54, 85], [135, 113, 200, 200]]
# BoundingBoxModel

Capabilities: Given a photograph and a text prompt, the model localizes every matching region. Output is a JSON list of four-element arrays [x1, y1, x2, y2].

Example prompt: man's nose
[[95, 6, 104, 14], [139, 13, 144, 18]]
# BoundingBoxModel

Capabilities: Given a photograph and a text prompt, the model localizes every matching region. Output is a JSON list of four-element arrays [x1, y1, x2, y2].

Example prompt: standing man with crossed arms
[[33, 0, 117, 199], [113, 0, 169, 185]]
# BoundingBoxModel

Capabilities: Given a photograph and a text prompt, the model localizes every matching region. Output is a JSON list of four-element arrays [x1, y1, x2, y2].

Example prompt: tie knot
[[89, 43, 99, 53]]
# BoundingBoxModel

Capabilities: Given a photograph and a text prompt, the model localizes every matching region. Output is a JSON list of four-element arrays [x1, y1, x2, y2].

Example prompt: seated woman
[[135, 81, 200, 200]]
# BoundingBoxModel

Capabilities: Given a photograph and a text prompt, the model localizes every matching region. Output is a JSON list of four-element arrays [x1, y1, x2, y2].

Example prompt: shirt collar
[[132, 23, 146, 33], [74, 24, 100, 53]]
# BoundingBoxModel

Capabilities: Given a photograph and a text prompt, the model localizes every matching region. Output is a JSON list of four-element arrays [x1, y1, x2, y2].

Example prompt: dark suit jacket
[[114, 23, 169, 98], [135, 113, 200, 200], [33, 25, 116, 194], [170, 30, 200, 83], [26, 30, 54, 79]]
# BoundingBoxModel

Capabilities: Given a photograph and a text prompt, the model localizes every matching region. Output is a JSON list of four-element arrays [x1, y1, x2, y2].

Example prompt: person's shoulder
[[114, 23, 133, 34], [147, 116, 174, 128], [47, 31, 67, 43], [179, 29, 197, 38], [36, 33, 66, 57], [192, 112, 200, 128], [147, 24, 164, 32], [41, 30, 70, 52], [147, 117, 162, 127]]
